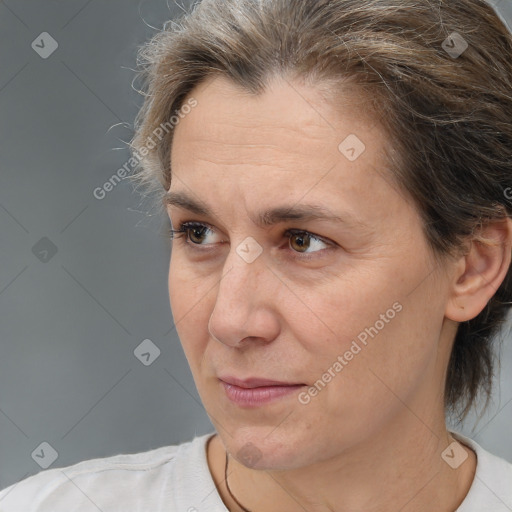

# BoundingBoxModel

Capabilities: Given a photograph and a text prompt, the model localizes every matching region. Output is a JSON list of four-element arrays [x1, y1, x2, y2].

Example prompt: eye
[[169, 221, 220, 245], [168, 221, 333, 258], [285, 229, 331, 255]]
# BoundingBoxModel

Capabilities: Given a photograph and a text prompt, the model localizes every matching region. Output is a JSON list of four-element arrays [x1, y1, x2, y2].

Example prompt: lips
[[219, 376, 305, 388], [219, 377, 307, 407]]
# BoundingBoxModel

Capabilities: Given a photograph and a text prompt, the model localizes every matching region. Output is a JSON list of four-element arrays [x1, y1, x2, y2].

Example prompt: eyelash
[[167, 221, 334, 260]]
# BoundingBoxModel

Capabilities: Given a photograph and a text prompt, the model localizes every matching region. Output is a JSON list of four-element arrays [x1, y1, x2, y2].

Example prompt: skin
[[166, 73, 512, 512]]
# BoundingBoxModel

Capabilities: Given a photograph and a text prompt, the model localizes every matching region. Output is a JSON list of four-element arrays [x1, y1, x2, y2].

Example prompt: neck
[[208, 409, 476, 512]]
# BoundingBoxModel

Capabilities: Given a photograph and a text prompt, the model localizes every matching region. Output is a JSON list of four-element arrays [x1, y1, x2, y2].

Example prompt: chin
[[221, 426, 315, 471]]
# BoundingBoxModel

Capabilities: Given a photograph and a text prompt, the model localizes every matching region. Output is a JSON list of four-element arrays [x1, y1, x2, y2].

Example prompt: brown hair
[[130, 0, 512, 424]]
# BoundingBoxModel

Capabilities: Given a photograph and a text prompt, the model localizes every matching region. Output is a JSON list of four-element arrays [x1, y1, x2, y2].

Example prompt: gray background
[[0, 0, 511, 491]]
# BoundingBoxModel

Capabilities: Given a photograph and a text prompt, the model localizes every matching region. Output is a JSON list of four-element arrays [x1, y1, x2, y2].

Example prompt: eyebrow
[[164, 190, 368, 230]]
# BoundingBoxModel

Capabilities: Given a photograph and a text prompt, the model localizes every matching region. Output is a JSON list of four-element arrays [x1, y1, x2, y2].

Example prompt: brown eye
[[171, 222, 333, 259], [289, 232, 311, 253], [169, 222, 218, 246], [188, 225, 209, 244], [286, 229, 331, 256]]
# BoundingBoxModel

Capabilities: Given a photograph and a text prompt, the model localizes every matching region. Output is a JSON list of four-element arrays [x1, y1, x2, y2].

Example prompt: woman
[[1, 0, 511, 510]]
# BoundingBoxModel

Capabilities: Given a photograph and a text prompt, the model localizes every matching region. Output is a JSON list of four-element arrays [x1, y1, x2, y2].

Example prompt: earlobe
[[445, 216, 512, 323]]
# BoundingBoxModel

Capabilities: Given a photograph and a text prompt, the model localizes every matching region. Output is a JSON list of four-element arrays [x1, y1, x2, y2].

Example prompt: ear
[[445, 216, 512, 322]]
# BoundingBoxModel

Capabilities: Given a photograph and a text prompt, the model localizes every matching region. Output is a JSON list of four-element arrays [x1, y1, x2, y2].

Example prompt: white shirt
[[0, 430, 511, 511]]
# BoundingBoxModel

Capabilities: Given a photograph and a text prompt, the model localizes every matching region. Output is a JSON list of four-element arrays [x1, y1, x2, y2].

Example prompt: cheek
[[168, 252, 205, 319], [168, 255, 211, 370], [296, 257, 438, 404], [294, 300, 430, 445], [288, 267, 399, 359]]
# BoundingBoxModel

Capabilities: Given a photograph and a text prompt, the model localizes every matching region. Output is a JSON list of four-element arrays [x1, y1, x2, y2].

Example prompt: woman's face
[[167, 74, 456, 469]]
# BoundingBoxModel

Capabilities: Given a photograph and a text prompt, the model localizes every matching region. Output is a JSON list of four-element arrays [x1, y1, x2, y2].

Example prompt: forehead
[[168, 74, 400, 229], [171, 74, 380, 167]]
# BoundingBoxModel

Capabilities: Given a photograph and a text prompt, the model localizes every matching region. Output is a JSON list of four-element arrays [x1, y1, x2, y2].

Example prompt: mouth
[[218, 376, 306, 388], [218, 376, 307, 407]]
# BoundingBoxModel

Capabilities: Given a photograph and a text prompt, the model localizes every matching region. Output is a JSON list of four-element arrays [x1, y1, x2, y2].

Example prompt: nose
[[207, 246, 280, 348]]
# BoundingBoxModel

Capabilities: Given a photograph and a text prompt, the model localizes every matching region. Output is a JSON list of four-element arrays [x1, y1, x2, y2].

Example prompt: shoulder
[[0, 433, 215, 512], [452, 431, 512, 511]]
